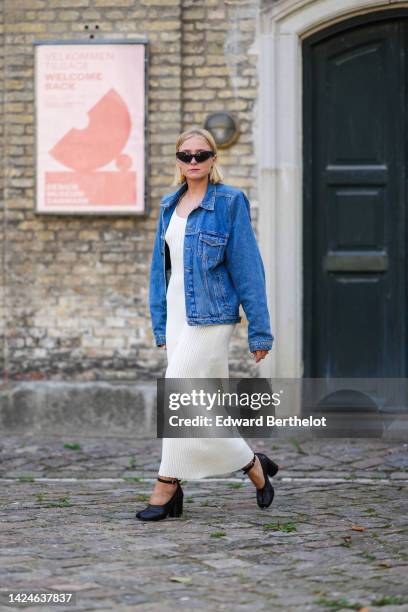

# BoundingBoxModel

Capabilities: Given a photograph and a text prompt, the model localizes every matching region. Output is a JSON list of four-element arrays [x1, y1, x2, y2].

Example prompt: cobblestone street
[[0, 436, 407, 611]]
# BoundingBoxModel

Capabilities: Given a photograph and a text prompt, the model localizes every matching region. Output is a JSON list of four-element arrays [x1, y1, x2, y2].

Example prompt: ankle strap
[[242, 453, 256, 474], [157, 476, 180, 485]]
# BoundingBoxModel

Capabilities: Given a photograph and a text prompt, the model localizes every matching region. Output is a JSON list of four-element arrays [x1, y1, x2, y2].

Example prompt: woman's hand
[[251, 349, 269, 363], [158, 344, 167, 350]]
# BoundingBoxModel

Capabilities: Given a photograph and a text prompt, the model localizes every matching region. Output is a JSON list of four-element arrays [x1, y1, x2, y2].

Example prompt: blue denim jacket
[[149, 180, 274, 353]]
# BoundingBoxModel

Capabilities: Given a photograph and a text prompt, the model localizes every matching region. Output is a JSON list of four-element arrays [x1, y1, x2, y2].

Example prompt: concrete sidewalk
[[0, 435, 407, 611]]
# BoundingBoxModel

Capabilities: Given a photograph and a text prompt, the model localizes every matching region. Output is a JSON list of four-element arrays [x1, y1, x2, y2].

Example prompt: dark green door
[[303, 11, 408, 378]]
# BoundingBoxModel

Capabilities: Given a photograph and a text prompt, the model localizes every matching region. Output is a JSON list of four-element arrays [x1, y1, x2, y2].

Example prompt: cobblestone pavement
[[0, 435, 407, 612]]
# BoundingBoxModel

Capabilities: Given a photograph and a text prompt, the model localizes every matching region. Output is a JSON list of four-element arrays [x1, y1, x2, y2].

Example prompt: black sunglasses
[[176, 150, 214, 164]]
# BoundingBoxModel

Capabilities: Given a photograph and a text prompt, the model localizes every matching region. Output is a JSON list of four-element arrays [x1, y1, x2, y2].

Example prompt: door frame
[[303, 8, 408, 378], [257, 0, 408, 381]]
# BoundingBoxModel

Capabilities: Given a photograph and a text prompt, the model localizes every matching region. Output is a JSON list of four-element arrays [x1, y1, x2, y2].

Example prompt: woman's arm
[[149, 212, 167, 347], [225, 190, 274, 354]]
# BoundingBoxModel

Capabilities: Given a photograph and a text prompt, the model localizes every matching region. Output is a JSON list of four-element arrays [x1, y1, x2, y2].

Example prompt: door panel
[[303, 16, 407, 378]]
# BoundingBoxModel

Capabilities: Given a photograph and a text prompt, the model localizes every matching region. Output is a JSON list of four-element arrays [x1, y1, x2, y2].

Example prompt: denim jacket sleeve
[[225, 191, 274, 353], [149, 210, 167, 347]]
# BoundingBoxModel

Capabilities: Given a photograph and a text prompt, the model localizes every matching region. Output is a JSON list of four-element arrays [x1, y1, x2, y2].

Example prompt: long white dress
[[158, 205, 254, 479]]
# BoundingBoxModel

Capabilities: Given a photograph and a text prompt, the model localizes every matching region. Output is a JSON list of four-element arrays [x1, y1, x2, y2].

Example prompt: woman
[[136, 127, 278, 521]]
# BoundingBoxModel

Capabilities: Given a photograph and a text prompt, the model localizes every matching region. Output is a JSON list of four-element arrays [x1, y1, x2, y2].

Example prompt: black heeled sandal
[[135, 476, 184, 521], [242, 452, 279, 509]]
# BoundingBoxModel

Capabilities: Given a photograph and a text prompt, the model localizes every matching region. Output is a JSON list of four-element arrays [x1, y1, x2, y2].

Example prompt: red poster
[[35, 41, 147, 215]]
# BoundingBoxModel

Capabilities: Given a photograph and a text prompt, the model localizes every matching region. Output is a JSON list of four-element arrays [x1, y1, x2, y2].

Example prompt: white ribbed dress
[[158, 205, 254, 479]]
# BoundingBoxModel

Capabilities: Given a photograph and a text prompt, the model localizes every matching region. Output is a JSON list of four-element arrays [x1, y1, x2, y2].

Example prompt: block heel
[[168, 489, 183, 517], [260, 453, 279, 478]]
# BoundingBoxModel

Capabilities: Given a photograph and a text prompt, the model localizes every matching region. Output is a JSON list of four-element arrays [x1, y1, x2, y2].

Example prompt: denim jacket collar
[[160, 179, 216, 211]]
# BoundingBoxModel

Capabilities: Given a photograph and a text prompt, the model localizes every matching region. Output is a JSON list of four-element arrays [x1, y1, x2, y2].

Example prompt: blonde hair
[[171, 127, 224, 186]]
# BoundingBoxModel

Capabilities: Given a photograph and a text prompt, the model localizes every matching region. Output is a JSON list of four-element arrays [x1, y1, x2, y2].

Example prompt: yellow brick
[[184, 9, 206, 19], [58, 10, 81, 20], [5, 0, 46, 7], [37, 231, 55, 241], [94, 0, 133, 5], [195, 66, 229, 77], [204, 77, 227, 88], [5, 23, 46, 33], [140, 20, 179, 29], [6, 114, 34, 124], [47, 0, 89, 5], [78, 231, 100, 241], [81, 10, 101, 18], [141, 0, 179, 4], [184, 90, 216, 101], [4, 103, 25, 113], [5, 80, 24, 90], [40, 11, 57, 20]]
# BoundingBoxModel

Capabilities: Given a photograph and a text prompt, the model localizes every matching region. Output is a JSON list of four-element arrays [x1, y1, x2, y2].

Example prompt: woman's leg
[[241, 454, 266, 489], [148, 322, 264, 503], [148, 473, 178, 504]]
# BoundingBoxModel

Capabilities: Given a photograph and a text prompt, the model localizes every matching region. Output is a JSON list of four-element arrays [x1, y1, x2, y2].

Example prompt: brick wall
[[1, 0, 264, 383]]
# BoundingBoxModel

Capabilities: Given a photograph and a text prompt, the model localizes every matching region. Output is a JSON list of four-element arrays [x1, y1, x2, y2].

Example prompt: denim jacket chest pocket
[[198, 230, 229, 265]]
